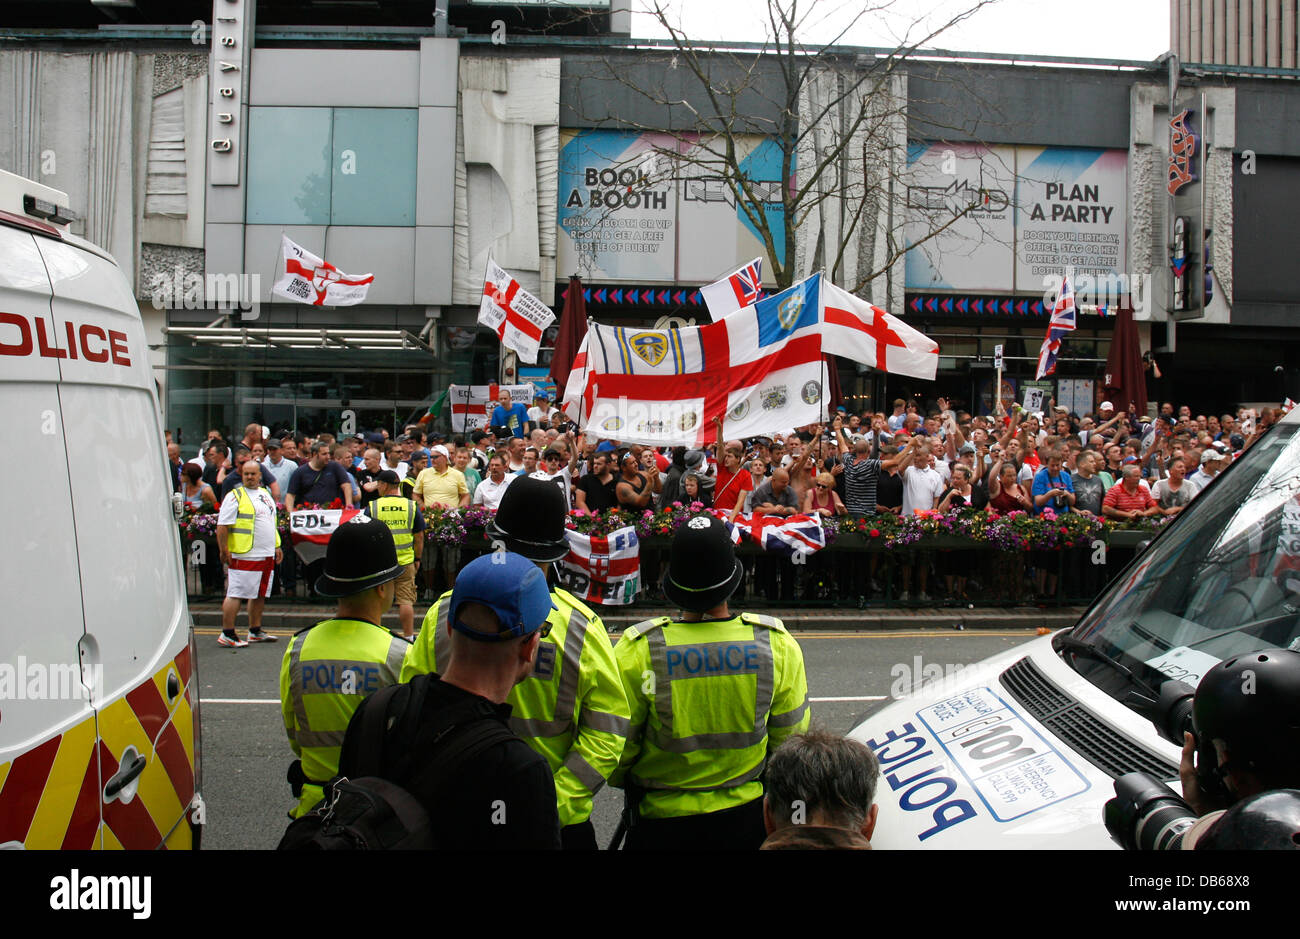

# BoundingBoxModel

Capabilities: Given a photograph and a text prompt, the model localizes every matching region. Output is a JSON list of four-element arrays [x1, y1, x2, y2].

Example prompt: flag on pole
[[821, 281, 939, 380], [701, 257, 764, 320], [554, 527, 641, 605], [574, 275, 826, 446], [479, 255, 555, 364], [1036, 272, 1076, 380], [272, 235, 374, 306], [550, 275, 588, 387]]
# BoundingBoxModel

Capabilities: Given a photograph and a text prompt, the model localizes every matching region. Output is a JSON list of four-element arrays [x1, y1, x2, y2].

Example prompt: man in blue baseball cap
[[337, 551, 563, 849]]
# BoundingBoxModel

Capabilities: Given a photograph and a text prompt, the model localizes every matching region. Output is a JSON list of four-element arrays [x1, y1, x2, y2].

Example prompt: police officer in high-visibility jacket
[[612, 513, 810, 850], [279, 514, 410, 818], [365, 470, 425, 638], [401, 476, 628, 849]]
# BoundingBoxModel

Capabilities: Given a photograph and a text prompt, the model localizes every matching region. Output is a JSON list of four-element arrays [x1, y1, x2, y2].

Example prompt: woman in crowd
[[181, 462, 217, 510], [987, 458, 1032, 605], [937, 464, 976, 605], [802, 471, 847, 518]]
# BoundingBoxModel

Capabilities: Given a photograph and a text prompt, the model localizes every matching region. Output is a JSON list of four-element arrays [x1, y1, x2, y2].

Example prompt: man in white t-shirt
[[901, 449, 946, 516], [472, 455, 515, 511], [215, 461, 283, 647], [529, 446, 574, 510], [526, 394, 551, 429]]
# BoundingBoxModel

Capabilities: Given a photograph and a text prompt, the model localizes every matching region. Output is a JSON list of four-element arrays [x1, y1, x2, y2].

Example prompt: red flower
[[869, 529, 880, 538], [1060, 527, 1068, 534]]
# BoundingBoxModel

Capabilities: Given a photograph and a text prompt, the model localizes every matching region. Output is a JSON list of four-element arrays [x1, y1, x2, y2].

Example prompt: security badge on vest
[[371, 495, 416, 565], [613, 612, 811, 820], [400, 587, 630, 828]]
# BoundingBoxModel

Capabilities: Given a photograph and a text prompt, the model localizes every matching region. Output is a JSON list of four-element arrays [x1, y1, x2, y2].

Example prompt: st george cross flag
[[554, 526, 641, 605], [571, 275, 826, 446], [272, 235, 374, 306], [479, 256, 555, 364], [821, 281, 939, 380], [1036, 273, 1076, 380], [725, 512, 827, 556], [701, 257, 764, 320], [447, 383, 536, 432], [289, 507, 362, 565]]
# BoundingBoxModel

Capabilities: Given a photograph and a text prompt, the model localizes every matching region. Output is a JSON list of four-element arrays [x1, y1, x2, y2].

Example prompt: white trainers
[[217, 632, 248, 648], [247, 629, 278, 643]]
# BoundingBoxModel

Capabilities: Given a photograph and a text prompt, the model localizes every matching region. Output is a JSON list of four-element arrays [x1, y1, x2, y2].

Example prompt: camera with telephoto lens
[[1103, 772, 1199, 850]]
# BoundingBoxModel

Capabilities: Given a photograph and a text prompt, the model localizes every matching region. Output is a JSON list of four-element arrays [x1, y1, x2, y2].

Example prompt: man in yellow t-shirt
[[412, 444, 469, 600], [412, 445, 469, 510]]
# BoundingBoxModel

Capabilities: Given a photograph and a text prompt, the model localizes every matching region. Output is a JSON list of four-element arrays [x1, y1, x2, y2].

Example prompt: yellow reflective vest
[[370, 495, 417, 566], [227, 484, 281, 556], [612, 612, 810, 820], [279, 619, 410, 818], [401, 586, 628, 828]]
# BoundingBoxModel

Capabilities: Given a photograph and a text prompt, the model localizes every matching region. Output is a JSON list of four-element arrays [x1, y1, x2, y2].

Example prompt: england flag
[[573, 275, 825, 446], [821, 280, 939, 380], [289, 507, 363, 565], [554, 527, 641, 606], [701, 257, 764, 320], [272, 235, 374, 307], [479, 256, 556, 364]]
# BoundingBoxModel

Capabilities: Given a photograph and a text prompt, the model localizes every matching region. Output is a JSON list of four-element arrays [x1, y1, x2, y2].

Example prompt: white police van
[[850, 412, 1300, 848], [0, 169, 202, 849]]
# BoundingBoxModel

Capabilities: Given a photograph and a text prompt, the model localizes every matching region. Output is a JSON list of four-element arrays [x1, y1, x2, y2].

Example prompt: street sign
[[993, 344, 1003, 369]]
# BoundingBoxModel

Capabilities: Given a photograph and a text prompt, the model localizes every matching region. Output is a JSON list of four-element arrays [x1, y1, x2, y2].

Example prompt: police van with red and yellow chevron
[[850, 410, 1300, 847], [0, 169, 203, 849]]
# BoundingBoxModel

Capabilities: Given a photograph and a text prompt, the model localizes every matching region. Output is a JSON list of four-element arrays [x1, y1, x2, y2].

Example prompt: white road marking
[[202, 698, 279, 704], [810, 695, 888, 702]]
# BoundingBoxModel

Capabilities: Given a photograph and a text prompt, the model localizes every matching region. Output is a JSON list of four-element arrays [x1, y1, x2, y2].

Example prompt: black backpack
[[278, 677, 514, 850]]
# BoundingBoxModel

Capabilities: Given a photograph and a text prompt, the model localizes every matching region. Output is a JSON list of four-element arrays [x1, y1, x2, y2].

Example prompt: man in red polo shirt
[[1102, 463, 1160, 520]]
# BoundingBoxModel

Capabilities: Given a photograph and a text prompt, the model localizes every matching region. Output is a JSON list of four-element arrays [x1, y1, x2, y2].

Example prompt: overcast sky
[[632, 0, 1170, 63]]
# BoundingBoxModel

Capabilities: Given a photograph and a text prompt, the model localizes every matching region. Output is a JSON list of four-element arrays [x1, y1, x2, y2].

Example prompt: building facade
[[4, 1, 1300, 445]]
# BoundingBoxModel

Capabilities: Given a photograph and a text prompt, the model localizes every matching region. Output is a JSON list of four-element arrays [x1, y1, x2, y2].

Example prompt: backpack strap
[[403, 715, 516, 809], [356, 682, 406, 777]]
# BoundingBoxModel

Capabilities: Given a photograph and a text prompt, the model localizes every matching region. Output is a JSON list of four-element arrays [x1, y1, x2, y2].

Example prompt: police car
[[849, 411, 1300, 848], [0, 169, 202, 849]]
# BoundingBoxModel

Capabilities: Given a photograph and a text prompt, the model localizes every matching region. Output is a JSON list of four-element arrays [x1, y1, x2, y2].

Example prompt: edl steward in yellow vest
[[280, 515, 410, 818], [401, 476, 629, 850], [613, 513, 811, 851], [365, 470, 425, 638], [215, 460, 283, 647]]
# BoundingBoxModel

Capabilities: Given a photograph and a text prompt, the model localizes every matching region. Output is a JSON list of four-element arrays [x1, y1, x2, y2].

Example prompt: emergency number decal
[[916, 687, 1090, 823]]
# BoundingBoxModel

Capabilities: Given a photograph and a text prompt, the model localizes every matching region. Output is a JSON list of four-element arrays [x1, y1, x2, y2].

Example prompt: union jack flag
[[1036, 273, 1075, 380], [730, 260, 763, 308], [722, 512, 827, 556], [701, 257, 764, 320], [1048, 272, 1077, 331]]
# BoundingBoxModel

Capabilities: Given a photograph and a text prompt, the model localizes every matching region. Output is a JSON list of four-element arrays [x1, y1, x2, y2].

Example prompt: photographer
[[1105, 648, 1300, 850], [1176, 648, 1300, 848]]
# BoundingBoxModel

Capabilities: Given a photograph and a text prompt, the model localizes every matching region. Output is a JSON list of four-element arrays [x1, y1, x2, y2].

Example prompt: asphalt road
[[196, 627, 1036, 850]]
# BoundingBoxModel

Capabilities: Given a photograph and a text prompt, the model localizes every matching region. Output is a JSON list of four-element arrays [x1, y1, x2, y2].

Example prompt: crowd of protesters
[[167, 391, 1281, 606]]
